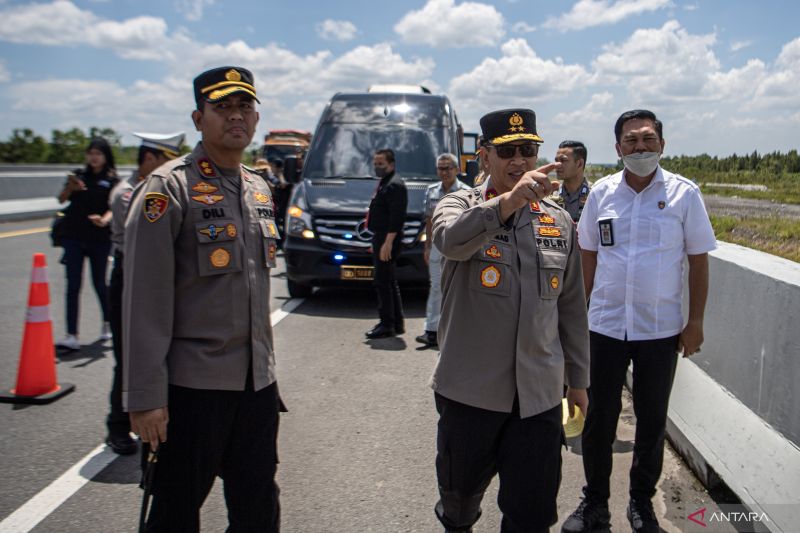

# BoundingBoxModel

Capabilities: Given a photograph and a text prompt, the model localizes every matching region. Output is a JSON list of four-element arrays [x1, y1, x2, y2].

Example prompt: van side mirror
[[283, 156, 299, 184], [464, 160, 479, 186]]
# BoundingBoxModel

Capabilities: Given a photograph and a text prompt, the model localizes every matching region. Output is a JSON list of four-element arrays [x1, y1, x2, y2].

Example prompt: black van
[[282, 89, 465, 297]]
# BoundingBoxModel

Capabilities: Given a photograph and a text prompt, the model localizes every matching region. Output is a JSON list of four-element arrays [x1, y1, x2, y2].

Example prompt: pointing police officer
[[105, 131, 184, 456], [123, 67, 282, 531], [430, 109, 590, 532]]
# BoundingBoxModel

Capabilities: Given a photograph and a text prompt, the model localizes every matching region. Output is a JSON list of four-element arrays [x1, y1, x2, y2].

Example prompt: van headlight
[[287, 206, 314, 239]]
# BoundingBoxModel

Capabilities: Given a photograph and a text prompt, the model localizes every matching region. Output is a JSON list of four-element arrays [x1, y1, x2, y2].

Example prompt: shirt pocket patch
[[469, 261, 510, 296], [196, 241, 241, 276], [539, 250, 568, 300]]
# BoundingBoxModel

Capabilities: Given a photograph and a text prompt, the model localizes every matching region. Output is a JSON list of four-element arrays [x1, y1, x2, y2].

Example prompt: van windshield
[[303, 124, 451, 180]]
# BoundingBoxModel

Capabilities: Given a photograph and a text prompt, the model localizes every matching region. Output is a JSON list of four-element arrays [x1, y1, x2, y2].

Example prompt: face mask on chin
[[622, 152, 660, 177]]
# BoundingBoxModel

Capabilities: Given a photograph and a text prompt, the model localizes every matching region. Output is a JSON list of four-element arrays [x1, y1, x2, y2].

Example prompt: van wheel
[[287, 279, 313, 298]]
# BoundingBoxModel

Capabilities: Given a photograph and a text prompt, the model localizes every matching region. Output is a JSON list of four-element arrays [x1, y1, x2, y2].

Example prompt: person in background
[[104, 131, 184, 456], [415, 153, 470, 348], [562, 109, 716, 533], [365, 148, 408, 339], [554, 140, 591, 223], [55, 137, 119, 351]]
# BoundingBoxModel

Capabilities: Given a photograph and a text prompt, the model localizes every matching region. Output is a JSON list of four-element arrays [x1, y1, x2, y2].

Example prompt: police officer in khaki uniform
[[430, 109, 591, 533], [123, 67, 282, 532], [105, 131, 184, 456], [554, 140, 591, 223]]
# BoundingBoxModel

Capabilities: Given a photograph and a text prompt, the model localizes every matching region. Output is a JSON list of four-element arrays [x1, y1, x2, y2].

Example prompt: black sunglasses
[[491, 143, 539, 159]]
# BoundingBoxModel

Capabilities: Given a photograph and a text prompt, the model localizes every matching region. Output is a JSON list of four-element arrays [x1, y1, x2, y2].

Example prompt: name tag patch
[[599, 219, 614, 246]]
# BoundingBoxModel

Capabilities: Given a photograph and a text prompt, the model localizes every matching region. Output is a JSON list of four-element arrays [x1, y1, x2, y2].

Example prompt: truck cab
[[282, 89, 465, 297]]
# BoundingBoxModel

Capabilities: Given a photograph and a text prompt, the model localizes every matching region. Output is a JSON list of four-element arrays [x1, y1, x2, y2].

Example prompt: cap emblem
[[225, 69, 242, 82], [509, 113, 524, 132]]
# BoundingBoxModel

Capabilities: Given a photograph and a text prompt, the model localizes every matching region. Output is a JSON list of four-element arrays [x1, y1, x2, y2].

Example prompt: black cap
[[193, 66, 259, 108], [480, 108, 543, 145]]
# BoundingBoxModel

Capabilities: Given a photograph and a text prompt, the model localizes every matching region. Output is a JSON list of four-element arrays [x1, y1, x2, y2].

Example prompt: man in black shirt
[[365, 148, 408, 339]]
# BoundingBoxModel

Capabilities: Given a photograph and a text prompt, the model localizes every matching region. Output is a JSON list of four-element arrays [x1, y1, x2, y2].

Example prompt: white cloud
[[512, 22, 536, 33], [394, 0, 504, 48], [730, 39, 753, 52], [553, 92, 615, 124], [683, 2, 698, 10], [448, 38, 591, 113], [0, 1, 173, 60], [543, 0, 672, 32], [753, 37, 800, 108], [174, 0, 214, 21], [592, 20, 719, 102], [0, 60, 9, 83], [316, 19, 358, 42]]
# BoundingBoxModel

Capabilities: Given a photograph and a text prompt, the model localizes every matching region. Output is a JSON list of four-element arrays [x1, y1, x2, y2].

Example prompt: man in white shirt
[[416, 153, 470, 348], [563, 110, 716, 533]]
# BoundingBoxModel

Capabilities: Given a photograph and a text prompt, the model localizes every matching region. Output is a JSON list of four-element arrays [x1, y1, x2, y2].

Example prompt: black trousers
[[145, 381, 281, 533], [107, 251, 129, 437], [371, 234, 404, 328], [582, 332, 679, 502], [434, 394, 563, 533]]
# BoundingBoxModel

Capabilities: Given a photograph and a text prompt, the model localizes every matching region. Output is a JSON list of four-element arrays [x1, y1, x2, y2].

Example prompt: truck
[[261, 129, 312, 162], [282, 86, 470, 297]]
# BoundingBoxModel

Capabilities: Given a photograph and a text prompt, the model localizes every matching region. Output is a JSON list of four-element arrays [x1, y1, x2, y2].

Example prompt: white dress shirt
[[577, 166, 716, 341]]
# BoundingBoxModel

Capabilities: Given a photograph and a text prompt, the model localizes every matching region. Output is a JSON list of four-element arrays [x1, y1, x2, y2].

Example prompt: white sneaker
[[99, 322, 112, 342], [56, 334, 80, 350]]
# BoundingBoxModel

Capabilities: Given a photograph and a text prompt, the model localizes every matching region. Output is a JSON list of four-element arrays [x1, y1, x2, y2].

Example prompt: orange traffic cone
[[0, 253, 75, 404]]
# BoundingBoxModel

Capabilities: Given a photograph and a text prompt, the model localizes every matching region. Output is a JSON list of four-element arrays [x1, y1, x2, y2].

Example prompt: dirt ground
[[704, 194, 800, 220]]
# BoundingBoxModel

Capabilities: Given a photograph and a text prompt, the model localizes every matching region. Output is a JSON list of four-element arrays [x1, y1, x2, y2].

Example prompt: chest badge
[[538, 226, 562, 237], [192, 194, 224, 205], [538, 214, 555, 225], [226, 223, 237, 238], [254, 191, 270, 204], [550, 273, 560, 290], [209, 248, 231, 268], [192, 181, 218, 194], [480, 265, 501, 288], [198, 224, 223, 240], [658, 200, 666, 209], [485, 245, 502, 259], [143, 192, 169, 223]]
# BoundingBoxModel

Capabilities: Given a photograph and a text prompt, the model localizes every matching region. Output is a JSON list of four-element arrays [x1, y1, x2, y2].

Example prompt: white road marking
[[0, 297, 305, 533], [0, 444, 115, 532]]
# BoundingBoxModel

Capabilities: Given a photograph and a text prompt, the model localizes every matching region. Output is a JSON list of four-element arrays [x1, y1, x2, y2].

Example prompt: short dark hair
[[137, 145, 167, 166], [614, 109, 663, 143], [558, 140, 587, 164], [375, 148, 395, 164]]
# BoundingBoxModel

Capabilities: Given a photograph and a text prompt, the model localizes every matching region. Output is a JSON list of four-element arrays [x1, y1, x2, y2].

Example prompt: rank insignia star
[[529, 201, 541, 212], [198, 158, 216, 177]]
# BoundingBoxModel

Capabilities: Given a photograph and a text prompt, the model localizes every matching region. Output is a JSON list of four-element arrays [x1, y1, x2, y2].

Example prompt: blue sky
[[0, 0, 798, 163]]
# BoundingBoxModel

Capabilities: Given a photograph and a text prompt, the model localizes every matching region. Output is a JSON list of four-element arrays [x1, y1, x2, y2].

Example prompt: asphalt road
[[0, 218, 735, 532]]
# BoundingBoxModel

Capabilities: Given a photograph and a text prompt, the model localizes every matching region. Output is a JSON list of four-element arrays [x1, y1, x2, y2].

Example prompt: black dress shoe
[[415, 331, 438, 346], [395, 322, 405, 334], [366, 323, 396, 339], [106, 434, 137, 455]]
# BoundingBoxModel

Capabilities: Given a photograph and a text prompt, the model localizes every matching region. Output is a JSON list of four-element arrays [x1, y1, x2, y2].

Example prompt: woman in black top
[[55, 138, 118, 350]]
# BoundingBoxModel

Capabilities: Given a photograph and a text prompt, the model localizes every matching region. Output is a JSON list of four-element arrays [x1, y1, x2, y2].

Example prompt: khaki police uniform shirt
[[109, 173, 139, 252], [122, 143, 281, 412], [431, 179, 590, 418]]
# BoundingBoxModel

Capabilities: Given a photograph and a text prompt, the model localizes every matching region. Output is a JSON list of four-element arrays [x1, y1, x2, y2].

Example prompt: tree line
[[660, 150, 800, 182], [0, 127, 189, 165]]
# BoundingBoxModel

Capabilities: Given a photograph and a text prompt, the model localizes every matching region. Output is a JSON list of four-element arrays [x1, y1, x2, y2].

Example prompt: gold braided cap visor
[[201, 81, 259, 103], [489, 132, 544, 145]]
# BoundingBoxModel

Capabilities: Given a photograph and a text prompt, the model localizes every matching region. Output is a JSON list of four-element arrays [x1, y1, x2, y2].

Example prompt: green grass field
[[711, 215, 800, 262]]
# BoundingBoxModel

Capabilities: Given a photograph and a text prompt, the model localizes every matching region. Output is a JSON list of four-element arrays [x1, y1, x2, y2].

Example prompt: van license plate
[[340, 265, 374, 281]]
